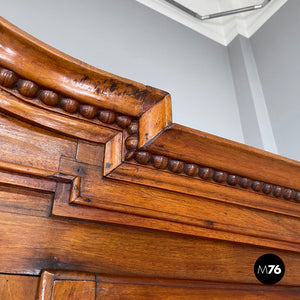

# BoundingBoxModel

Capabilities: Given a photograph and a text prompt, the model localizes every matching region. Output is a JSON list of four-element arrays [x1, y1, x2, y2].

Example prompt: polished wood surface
[[0, 17, 300, 299], [0, 274, 39, 300], [143, 123, 300, 190], [95, 275, 300, 300], [0, 17, 164, 117], [36, 271, 300, 300], [38, 271, 95, 300]]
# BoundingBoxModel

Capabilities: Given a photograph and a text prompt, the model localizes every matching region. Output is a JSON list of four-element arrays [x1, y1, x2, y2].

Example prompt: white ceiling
[[136, 0, 288, 45]]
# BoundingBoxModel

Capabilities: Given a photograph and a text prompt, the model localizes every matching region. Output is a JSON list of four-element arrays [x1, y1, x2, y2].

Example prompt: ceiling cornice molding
[[136, 0, 288, 45]]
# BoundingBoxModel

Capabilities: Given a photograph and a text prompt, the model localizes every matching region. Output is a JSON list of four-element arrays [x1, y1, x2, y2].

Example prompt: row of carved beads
[[0, 67, 131, 129], [124, 145, 300, 203], [120, 98, 300, 203], [124, 125, 139, 160]]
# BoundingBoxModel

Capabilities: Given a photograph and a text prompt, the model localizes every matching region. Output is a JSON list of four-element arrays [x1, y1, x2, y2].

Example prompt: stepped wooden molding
[[1, 60, 298, 205], [37, 270, 300, 299], [1, 18, 300, 294], [1, 18, 300, 243], [0, 66, 135, 130], [123, 122, 300, 204], [125, 150, 300, 203]]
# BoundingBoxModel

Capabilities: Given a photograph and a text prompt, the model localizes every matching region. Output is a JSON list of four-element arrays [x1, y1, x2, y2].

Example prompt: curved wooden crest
[[0, 17, 300, 254]]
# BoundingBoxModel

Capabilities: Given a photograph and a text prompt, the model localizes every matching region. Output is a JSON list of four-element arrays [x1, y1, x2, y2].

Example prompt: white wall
[[0, 0, 244, 144]]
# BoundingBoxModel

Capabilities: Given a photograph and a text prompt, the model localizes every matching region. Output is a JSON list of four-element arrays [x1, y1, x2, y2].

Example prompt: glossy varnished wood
[[0, 186, 52, 217], [54, 180, 300, 253], [0, 17, 300, 299], [0, 108, 77, 171], [2, 207, 300, 284], [60, 156, 300, 251], [38, 270, 95, 300], [0, 89, 118, 144], [0, 18, 165, 117], [143, 124, 300, 190], [37, 271, 300, 300], [138, 94, 172, 147], [107, 161, 300, 218], [96, 275, 300, 300], [0, 274, 39, 300]]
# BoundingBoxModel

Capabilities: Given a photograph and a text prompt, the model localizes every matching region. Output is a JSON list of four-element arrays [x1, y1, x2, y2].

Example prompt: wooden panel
[[38, 271, 300, 300], [38, 270, 95, 300], [0, 274, 38, 300], [96, 283, 300, 300], [54, 183, 300, 253], [0, 169, 57, 192], [52, 281, 95, 300], [96, 276, 300, 300], [0, 185, 52, 217], [1, 211, 300, 285], [59, 158, 300, 250], [0, 111, 76, 171], [76, 141, 104, 166]]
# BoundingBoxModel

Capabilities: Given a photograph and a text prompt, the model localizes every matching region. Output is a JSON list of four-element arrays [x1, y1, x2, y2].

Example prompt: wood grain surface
[[143, 124, 300, 191], [0, 17, 299, 299], [0, 17, 166, 117], [0, 274, 39, 300], [2, 208, 300, 285], [36, 271, 300, 300]]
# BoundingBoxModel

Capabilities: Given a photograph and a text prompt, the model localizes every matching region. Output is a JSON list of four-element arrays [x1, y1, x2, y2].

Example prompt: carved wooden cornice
[[123, 121, 300, 202], [1, 17, 300, 251]]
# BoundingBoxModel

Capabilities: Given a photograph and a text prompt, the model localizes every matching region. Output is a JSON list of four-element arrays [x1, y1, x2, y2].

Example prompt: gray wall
[[228, 36, 264, 150], [228, 36, 278, 154], [0, 0, 244, 143], [250, 0, 300, 161]]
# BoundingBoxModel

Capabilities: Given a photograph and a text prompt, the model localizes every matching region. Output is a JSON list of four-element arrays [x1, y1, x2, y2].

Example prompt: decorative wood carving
[[1, 66, 298, 204], [0, 66, 135, 130], [123, 118, 300, 203], [125, 149, 300, 202], [1, 17, 300, 298]]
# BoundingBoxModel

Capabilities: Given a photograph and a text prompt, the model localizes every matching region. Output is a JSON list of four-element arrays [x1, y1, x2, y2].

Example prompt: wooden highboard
[[0, 17, 299, 299]]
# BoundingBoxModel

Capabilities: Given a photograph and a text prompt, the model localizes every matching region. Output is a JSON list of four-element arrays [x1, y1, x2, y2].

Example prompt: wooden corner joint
[[1, 18, 298, 205], [68, 174, 102, 206], [38, 270, 95, 300], [0, 158, 87, 208], [102, 92, 300, 204], [69, 176, 81, 202], [102, 94, 172, 176], [1, 63, 299, 204]]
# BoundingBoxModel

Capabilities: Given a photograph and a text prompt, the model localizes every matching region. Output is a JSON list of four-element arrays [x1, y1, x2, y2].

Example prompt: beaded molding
[[124, 126, 300, 203], [0, 67, 132, 129], [1, 66, 299, 203]]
